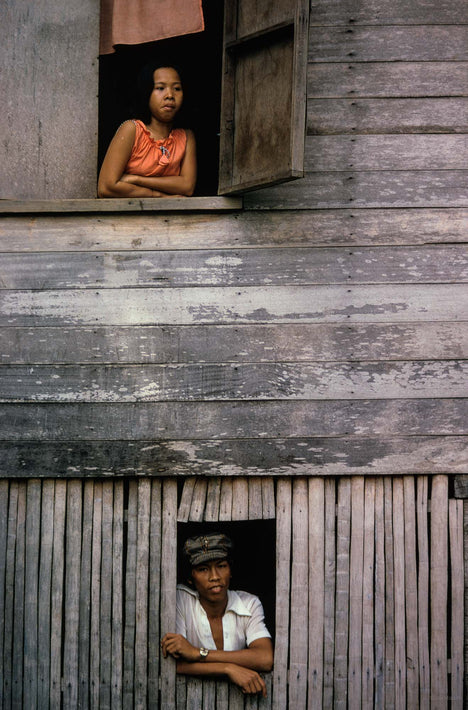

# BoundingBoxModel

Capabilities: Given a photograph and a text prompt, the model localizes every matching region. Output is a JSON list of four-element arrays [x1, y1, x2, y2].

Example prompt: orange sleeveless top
[[125, 120, 187, 177]]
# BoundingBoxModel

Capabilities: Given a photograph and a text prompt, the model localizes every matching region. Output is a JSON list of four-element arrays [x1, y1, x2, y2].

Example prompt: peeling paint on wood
[[0, 245, 466, 289], [1, 322, 467, 364], [0, 437, 466, 478], [1, 284, 467, 326], [0, 360, 466, 402], [0, 398, 466, 441]]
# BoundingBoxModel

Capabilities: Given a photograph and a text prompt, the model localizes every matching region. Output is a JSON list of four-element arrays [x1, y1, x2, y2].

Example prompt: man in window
[[161, 532, 273, 697]]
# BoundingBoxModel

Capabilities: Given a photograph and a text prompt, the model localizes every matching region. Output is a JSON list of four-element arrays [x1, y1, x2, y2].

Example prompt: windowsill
[[0, 196, 243, 214]]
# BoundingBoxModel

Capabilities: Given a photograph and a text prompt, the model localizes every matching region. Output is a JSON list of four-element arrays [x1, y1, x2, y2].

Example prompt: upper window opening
[[98, 0, 224, 197], [99, 0, 308, 200]]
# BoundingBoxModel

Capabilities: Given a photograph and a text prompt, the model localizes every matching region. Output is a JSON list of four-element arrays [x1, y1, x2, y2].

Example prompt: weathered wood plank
[[308, 26, 468, 62], [78, 480, 93, 710], [1, 436, 467, 478], [0, 196, 242, 214], [99, 481, 113, 710], [63, 481, 82, 709], [160, 480, 178, 710], [464, 500, 468, 704], [12, 483, 26, 709], [219, 478, 233, 521], [416, 477, 430, 710], [449, 499, 464, 710], [0, 480, 8, 710], [37, 480, 54, 710], [261, 479, 275, 520], [454, 475, 468, 498], [259, 673, 272, 709], [204, 478, 221, 522], [430, 475, 448, 705], [23, 480, 41, 709], [135, 480, 151, 708], [2, 244, 467, 289], [361, 478, 374, 709], [229, 683, 245, 710], [148, 480, 162, 708], [272, 479, 291, 710], [123, 480, 137, 710], [2, 209, 467, 252], [176, 675, 187, 709], [5, 319, 468, 366], [232, 478, 249, 521], [348, 477, 364, 709], [2, 283, 468, 326], [2, 397, 467, 443], [50, 481, 67, 708], [90, 481, 103, 710], [245, 170, 468, 209], [373, 478, 385, 708], [383, 478, 395, 708], [248, 478, 263, 520], [307, 98, 468, 135], [202, 679, 216, 710], [244, 693, 259, 710], [3, 482, 17, 706], [403, 477, 419, 709], [308, 478, 324, 707], [334, 478, 351, 709], [288, 479, 309, 709], [2, 359, 467, 402], [111, 481, 124, 709], [215, 680, 229, 710], [392, 479, 406, 710], [178, 478, 196, 522], [0, 3, 99, 200], [309, 0, 468, 25], [322, 479, 335, 708], [188, 478, 208, 523], [305, 135, 468, 171], [308, 62, 467, 98]]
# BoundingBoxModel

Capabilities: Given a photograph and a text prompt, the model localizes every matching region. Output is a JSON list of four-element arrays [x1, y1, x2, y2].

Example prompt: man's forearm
[[189, 646, 272, 672], [177, 660, 229, 677]]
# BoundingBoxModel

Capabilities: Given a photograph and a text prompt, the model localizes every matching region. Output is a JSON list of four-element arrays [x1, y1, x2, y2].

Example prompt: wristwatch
[[199, 647, 209, 660]]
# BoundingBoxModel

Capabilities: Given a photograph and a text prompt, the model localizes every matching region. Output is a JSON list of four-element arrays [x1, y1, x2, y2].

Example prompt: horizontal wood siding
[[0, 1, 466, 478]]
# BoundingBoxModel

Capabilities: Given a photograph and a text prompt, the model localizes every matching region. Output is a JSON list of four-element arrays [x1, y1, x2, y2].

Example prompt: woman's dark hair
[[133, 61, 184, 125]]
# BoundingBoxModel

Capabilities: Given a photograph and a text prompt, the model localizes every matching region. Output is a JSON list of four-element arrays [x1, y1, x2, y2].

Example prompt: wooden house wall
[[0, 0, 467, 707], [0, 0, 100, 200], [0, 475, 464, 708], [0, 0, 467, 478]]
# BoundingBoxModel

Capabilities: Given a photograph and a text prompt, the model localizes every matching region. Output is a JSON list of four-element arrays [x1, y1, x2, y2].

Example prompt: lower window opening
[[177, 519, 276, 641]]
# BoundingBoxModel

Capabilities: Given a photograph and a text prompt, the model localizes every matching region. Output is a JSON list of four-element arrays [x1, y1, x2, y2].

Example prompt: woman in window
[[161, 532, 273, 697], [98, 64, 196, 198]]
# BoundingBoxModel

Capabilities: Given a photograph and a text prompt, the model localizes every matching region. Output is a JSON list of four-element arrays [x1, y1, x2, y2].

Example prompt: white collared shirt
[[176, 584, 271, 651]]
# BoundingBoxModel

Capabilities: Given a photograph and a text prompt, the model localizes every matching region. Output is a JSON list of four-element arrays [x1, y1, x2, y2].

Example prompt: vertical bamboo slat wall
[[0, 475, 463, 708]]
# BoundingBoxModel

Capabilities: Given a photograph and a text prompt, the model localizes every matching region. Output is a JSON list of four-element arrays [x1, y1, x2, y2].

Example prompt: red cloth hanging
[[100, 0, 205, 55]]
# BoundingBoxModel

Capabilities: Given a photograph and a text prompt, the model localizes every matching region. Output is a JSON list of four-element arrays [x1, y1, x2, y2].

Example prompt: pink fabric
[[100, 0, 204, 55]]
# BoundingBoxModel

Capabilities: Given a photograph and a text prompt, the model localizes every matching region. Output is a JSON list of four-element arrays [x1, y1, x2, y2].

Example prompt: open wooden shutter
[[218, 0, 309, 195]]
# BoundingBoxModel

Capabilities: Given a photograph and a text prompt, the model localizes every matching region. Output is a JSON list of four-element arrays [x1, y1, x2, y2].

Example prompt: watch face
[[200, 648, 209, 657]]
